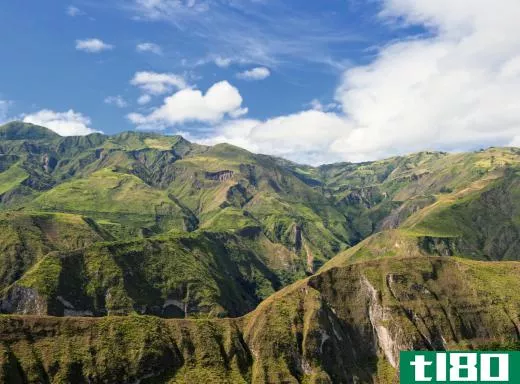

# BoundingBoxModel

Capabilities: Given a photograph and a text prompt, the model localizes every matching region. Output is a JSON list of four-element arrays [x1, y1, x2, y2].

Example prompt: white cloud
[[67, 6, 83, 17], [237, 67, 270, 81], [215, 57, 232, 68], [328, 0, 520, 161], [194, 111, 351, 164], [130, 71, 188, 95], [75, 39, 113, 53], [128, 1, 363, 69], [137, 94, 152, 105], [0, 100, 11, 124], [23, 110, 99, 136], [104, 95, 128, 108], [308, 99, 340, 112], [133, 0, 208, 20], [185, 0, 520, 164], [510, 136, 520, 147], [128, 81, 245, 128], [136, 42, 162, 55], [229, 107, 248, 119]]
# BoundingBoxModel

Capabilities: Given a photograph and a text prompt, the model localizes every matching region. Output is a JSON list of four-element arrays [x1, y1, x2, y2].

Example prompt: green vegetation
[[0, 164, 28, 195], [0, 122, 60, 141], [2, 231, 282, 318], [0, 211, 108, 291], [2, 256, 520, 383], [0, 122, 519, 382], [30, 168, 187, 229]]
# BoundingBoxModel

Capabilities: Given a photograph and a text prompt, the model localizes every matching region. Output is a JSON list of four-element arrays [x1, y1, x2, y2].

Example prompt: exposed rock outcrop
[[205, 170, 234, 182], [0, 286, 47, 315]]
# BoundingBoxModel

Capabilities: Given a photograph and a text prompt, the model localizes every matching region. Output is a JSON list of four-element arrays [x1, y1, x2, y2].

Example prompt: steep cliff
[[1, 256, 518, 383]]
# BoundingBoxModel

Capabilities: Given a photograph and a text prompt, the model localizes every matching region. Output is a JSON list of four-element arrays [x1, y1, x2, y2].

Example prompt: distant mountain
[[0, 121, 519, 383], [0, 122, 60, 141]]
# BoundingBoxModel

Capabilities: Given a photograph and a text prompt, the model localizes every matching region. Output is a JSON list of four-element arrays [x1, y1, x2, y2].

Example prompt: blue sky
[[1, 0, 519, 164]]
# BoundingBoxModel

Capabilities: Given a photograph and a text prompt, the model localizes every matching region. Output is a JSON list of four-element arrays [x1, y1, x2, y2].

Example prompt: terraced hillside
[[0, 122, 518, 383]]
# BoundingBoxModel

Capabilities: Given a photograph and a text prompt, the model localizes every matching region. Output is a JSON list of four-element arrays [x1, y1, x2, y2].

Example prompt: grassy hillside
[[166, 143, 353, 269], [30, 168, 197, 235], [327, 165, 520, 266], [1, 256, 519, 383], [0, 164, 28, 196], [0, 122, 60, 141], [315, 147, 520, 241], [0, 122, 518, 319], [403, 170, 520, 259], [1, 230, 287, 318], [0, 212, 110, 292], [0, 122, 519, 382]]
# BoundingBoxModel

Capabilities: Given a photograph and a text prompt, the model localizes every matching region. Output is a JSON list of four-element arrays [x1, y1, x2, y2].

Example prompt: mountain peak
[[0, 121, 60, 141]]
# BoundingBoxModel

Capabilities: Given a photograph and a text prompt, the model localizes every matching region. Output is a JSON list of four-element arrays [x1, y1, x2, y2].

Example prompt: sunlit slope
[[1, 256, 519, 383], [0, 123, 519, 383], [326, 170, 520, 268], [0, 211, 110, 291], [166, 143, 353, 268], [28, 168, 197, 235], [314, 147, 520, 242], [0, 122, 519, 325]]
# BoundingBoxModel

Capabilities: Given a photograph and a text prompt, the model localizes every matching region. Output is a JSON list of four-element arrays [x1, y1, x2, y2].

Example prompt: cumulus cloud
[[128, 81, 246, 128], [186, 0, 520, 164], [327, 0, 520, 160], [75, 38, 113, 53], [104, 95, 128, 108], [198, 110, 351, 164], [23, 110, 99, 136], [237, 67, 270, 81], [136, 42, 162, 55], [229, 107, 249, 119], [131, 71, 188, 95]]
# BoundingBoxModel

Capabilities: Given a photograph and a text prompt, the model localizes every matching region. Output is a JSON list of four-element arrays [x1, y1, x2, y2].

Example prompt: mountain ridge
[[0, 121, 519, 382], [0, 121, 519, 319]]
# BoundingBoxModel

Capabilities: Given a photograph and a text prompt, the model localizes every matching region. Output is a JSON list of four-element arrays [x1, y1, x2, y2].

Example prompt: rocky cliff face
[[0, 286, 47, 315], [205, 170, 235, 182], [1, 256, 518, 384]]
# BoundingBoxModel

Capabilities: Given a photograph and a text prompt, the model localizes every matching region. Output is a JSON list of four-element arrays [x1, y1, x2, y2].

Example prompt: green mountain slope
[[0, 212, 110, 292], [327, 167, 520, 267], [0, 122, 519, 320], [1, 256, 519, 383], [402, 169, 520, 259], [315, 147, 520, 241], [0, 123, 354, 274], [0, 122, 519, 383], [30, 168, 198, 236], [1, 231, 283, 318], [0, 122, 60, 141]]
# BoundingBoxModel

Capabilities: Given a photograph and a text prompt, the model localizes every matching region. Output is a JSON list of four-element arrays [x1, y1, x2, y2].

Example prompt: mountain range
[[0, 121, 519, 383]]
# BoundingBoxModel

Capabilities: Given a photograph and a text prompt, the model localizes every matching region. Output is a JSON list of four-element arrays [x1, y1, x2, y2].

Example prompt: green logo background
[[400, 351, 520, 384]]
